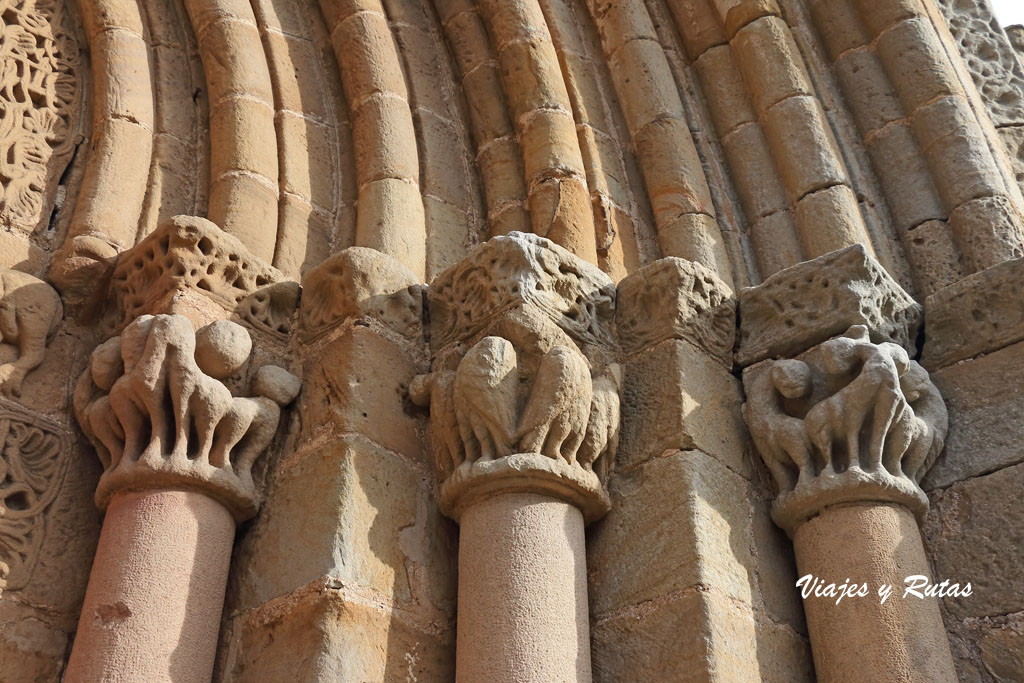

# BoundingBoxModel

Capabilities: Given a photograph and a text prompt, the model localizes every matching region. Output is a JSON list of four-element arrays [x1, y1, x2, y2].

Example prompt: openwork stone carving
[[299, 246, 423, 340], [0, 0, 83, 233], [73, 314, 300, 520], [111, 216, 298, 335], [0, 398, 68, 592], [736, 244, 921, 367], [743, 325, 947, 536], [0, 269, 63, 397], [616, 257, 735, 365], [427, 232, 615, 351], [414, 233, 620, 522]]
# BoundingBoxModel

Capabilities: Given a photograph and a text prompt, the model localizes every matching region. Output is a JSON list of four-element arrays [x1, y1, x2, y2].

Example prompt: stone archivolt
[[73, 314, 300, 521], [0, 397, 68, 592], [744, 324, 947, 535]]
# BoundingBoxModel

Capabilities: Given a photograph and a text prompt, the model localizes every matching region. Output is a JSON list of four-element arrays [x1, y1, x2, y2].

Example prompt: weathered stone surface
[[923, 256, 1024, 368], [299, 246, 423, 340], [588, 450, 756, 616], [230, 435, 455, 618], [924, 340, 1024, 489], [0, 601, 69, 682], [737, 244, 922, 366], [925, 462, 1024, 619], [619, 339, 750, 479], [591, 587, 812, 683], [979, 624, 1024, 681], [426, 232, 615, 352], [616, 257, 736, 366], [220, 581, 454, 682]]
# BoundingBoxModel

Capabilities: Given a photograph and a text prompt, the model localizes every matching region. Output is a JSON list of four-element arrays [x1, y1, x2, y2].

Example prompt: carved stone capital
[[111, 216, 300, 337], [298, 246, 423, 340], [73, 314, 301, 521], [736, 244, 922, 367], [414, 234, 620, 522], [742, 325, 947, 536], [0, 269, 63, 399], [616, 257, 735, 365]]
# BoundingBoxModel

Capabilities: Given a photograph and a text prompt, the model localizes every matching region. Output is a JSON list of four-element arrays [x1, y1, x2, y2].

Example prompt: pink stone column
[[456, 492, 591, 682], [66, 314, 300, 682], [65, 490, 235, 682]]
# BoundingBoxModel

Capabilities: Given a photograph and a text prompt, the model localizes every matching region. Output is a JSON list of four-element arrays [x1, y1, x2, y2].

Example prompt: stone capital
[[73, 314, 300, 521], [413, 234, 620, 522], [110, 216, 300, 337], [742, 324, 947, 536]]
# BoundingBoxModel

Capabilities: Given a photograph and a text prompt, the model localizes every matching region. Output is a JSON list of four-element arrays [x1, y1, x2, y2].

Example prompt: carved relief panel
[[0, 0, 84, 234]]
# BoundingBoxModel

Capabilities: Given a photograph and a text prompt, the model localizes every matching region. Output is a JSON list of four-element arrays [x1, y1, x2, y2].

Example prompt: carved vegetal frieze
[[743, 325, 947, 536], [0, 0, 83, 233], [616, 257, 735, 365], [73, 314, 300, 520], [0, 398, 68, 593], [0, 268, 63, 397], [110, 216, 299, 336], [299, 246, 423, 340], [426, 232, 616, 351]]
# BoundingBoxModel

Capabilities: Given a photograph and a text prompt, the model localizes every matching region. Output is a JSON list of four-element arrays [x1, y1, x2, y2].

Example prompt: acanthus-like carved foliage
[[0, 399, 68, 592], [0, 0, 82, 232], [0, 269, 63, 397], [743, 325, 947, 534], [73, 314, 300, 520]]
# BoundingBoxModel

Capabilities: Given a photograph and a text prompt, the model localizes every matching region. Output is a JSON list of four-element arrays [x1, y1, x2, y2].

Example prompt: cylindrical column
[[67, 314, 301, 682], [793, 502, 956, 682], [65, 490, 234, 683], [457, 492, 590, 682]]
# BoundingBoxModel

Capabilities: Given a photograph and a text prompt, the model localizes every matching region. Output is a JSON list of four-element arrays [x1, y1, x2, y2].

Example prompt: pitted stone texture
[[616, 257, 736, 366], [426, 232, 615, 352], [111, 216, 297, 335], [73, 314, 299, 520], [937, 0, 1024, 128], [743, 325, 947, 535], [299, 246, 423, 340], [0, 270, 63, 398], [923, 256, 1024, 368], [737, 244, 921, 366]]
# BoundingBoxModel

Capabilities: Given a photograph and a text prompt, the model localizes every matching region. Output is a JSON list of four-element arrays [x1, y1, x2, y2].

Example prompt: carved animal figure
[[805, 326, 910, 471], [578, 363, 622, 476], [454, 337, 518, 463], [410, 369, 463, 475], [0, 270, 63, 397], [516, 345, 592, 463], [743, 359, 814, 491], [898, 361, 948, 482]]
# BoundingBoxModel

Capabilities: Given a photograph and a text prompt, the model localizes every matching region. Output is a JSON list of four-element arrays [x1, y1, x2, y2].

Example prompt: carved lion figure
[[516, 345, 593, 464]]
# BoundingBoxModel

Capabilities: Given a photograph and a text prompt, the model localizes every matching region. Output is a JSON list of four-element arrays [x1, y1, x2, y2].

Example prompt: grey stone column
[[738, 245, 956, 682]]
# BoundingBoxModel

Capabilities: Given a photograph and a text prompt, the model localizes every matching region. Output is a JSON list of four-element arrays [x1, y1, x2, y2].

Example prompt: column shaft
[[65, 490, 235, 683], [456, 492, 591, 683], [793, 502, 956, 682]]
